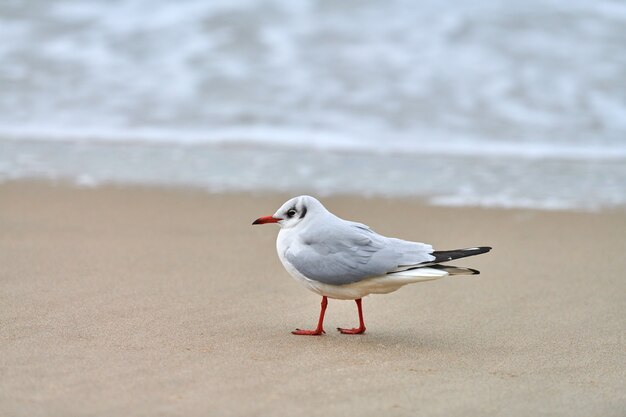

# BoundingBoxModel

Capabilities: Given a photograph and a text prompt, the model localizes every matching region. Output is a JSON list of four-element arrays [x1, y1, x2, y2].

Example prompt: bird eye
[[287, 209, 297, 217]]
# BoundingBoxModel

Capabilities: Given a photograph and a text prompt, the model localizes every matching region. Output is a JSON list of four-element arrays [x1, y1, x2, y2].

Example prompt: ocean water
[[1, 0, 625, 210]]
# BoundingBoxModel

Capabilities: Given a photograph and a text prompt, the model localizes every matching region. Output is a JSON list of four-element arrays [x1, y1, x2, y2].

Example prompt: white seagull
[[253, 196, 491, 335]]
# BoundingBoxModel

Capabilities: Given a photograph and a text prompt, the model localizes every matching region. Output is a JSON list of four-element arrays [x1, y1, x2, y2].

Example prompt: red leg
[[292, 296, 327, 336], [338, 298, 366, 334]]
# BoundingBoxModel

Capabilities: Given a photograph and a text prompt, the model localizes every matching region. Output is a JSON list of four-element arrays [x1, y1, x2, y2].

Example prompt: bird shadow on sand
[[281, 326, 477, 354]]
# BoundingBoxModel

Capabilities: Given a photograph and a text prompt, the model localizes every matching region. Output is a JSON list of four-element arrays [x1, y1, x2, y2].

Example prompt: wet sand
[[1, 182, 625, 416]]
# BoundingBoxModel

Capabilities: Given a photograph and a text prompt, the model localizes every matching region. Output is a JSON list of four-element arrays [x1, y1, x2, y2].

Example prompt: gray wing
[[285, 220, 434, 285]]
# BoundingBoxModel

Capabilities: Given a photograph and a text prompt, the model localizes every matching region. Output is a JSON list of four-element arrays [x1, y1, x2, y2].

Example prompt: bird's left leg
[[292, 296, 328, 336], [337, 298, 366, 334]]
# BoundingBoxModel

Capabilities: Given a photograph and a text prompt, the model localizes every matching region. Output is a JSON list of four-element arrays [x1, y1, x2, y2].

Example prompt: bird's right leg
[[337, 298, 366, 334], [292, 296, 327, 336]]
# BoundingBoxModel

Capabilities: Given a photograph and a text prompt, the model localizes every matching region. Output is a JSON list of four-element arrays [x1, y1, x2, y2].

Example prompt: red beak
[[252, 215, 281, 225]]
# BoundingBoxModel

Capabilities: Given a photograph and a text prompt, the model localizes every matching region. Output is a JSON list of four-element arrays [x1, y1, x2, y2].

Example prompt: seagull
[[252, 195, 491, 336]]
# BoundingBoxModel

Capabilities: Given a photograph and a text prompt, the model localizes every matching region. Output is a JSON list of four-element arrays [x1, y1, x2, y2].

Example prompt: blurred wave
[[1, 0, 625, 209]]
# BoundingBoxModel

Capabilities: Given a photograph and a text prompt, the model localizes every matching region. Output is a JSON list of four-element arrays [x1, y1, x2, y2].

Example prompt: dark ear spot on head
[[299, 205, 307, 219]]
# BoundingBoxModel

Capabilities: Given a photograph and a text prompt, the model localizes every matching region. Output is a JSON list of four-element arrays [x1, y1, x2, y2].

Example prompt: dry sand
[[1, 182, 625, 416]]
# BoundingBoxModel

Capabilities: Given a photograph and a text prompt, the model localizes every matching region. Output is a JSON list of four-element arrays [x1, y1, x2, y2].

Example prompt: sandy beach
[[1, 181, 625, 416]]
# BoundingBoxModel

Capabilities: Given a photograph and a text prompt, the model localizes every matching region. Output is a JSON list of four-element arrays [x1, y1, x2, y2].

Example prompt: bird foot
[[337, 327, 366, 335], [292, 328, 325, 336]]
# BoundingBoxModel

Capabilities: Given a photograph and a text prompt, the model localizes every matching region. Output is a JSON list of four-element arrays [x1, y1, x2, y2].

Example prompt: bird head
[[252, 195, 324, 229]]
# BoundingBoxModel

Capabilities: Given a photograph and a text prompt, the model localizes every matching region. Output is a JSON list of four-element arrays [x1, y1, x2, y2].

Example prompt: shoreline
[[1, 181, 625, 416], [3, 135, 625, 212], [2, 178, 625, 215]]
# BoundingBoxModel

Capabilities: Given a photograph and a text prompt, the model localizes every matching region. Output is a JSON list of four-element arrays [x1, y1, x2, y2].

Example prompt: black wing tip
[[430, 246, 492, 264], [466, 246, 492, 253], [467, 267, 480, 275]]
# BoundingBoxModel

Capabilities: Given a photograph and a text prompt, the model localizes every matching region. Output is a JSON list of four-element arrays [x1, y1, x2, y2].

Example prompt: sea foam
[[1, 0, 625, 210]]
